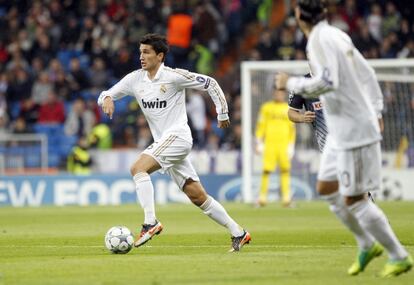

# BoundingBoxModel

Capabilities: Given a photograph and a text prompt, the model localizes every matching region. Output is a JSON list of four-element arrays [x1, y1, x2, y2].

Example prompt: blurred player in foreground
[[98, 33, 250, 252], [276, 0, 412, 277], [255, 86, 295, 207]]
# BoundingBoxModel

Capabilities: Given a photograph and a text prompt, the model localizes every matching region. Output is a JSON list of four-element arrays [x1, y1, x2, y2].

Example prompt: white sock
[[323, 192, 374, 250], [133, 172, 156, 225], [200, 196, 244, 237], [349, 199, 408, 260]]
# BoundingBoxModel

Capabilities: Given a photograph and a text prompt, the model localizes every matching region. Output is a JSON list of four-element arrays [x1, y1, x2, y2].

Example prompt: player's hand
[[288, 143, 295, 159], [302, 111, 316, 123], [275, 73, 289, 90], [102, 97, 114, 119], [255, 139, 264, 154], [218, 119, 230, 128]]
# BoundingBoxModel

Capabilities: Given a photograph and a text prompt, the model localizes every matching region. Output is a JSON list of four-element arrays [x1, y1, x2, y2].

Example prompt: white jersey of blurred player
[[286, 20, 384, 197], [278, 0, 411, 277], [287, 21, 383, 151]]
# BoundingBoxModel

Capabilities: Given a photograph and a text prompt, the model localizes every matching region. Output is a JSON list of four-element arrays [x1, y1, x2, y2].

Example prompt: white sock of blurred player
[[200, 195, 244, 237], [349, 199, 408, 260], [134, 173, 156, 225], [324, 192, 375, 250]]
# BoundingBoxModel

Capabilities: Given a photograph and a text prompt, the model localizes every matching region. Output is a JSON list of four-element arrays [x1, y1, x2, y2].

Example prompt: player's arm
[[288, 120, 296, 159], [287, 92, 315, 123], [174, 69, 229, 128], [288, 109, 316, 123], [97, 73, 134, 119], [255, 104, 266, 154], [354, 50, 384, 126], [277, 35, 339, 98]]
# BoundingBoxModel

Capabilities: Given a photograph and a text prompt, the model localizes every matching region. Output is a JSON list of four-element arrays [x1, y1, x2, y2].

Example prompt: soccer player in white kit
[[276, 0, 412, 277], [98, 34, 250, 252]]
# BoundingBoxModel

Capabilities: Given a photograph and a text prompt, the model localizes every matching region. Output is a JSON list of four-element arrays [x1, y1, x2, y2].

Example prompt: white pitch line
[[1, 245, 413, 249]]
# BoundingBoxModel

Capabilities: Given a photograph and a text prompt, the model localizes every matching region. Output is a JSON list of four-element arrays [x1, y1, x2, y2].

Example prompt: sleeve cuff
[[217, 113, 229, 121], [97, 93, 111, 106], [286, 77, 299, 92]]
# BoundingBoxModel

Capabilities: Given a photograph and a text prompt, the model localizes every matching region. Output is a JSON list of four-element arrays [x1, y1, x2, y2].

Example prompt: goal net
[[241, 59, 414, 203]]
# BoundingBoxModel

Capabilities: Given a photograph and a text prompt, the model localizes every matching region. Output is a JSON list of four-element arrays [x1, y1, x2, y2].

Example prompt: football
[[104, 226, 134, 254]]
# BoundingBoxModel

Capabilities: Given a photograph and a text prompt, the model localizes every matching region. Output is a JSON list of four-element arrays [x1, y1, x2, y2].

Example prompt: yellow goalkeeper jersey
[[256, 101, 295, 145]]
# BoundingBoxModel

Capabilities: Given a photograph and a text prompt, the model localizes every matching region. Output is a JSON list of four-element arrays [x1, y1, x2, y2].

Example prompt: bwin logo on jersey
[[142, 98, 167, 109]]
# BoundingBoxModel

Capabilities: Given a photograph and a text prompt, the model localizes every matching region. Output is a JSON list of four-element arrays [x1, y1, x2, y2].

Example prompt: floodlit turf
[[0, 201, 413, 285]]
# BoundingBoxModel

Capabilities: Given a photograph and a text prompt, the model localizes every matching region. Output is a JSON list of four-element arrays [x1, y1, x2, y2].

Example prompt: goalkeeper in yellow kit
[[255, 85, 296, 207]]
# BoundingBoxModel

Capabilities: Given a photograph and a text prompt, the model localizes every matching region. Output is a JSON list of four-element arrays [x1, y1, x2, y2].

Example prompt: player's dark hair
[[298, 0, 327, 25], [140, 33, 169, 61]]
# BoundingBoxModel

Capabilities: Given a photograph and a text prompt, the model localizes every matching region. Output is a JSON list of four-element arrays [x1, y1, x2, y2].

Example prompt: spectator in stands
[[6, 67, 32, 103], [137, 126, 152, 150], [30, 57, 45, 80], [67, 136, 92, 175], [68, 57, 90, 95], [19, 97, 39, 128], [89, 39, 111, 68], [256, 29, 277, 60], [112, 48, 136, 79], [31, 33, 55, 66], [88, 123, 112, 149], [353, 20, 379, 57], [89, 57, 109, 94], [367, 3, 383, 42], [0, 113, 9, 137], [167, 6, 193, 69], [397, 19, 412, 47], [47, 58, 64, 83], [382, 2, 401, 37], [186, 91, 207, 148], [61, 14, 80, 49], [64, 98, 95, 137], [193, 2, 220, 55], [54, 70, 71, 101], [275, 27, 296, 60], [135, 113, 152, 150], [12, 117, 31, 134], [37, 90, 65, 124], [0, 92, 7, 121], [31, 71, 53, 105]]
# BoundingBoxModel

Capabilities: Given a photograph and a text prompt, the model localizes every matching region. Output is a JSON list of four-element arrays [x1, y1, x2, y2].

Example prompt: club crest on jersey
[[160, 84, 167, 93], [312, 101, 323, 110], [142, 98, 167, 109]]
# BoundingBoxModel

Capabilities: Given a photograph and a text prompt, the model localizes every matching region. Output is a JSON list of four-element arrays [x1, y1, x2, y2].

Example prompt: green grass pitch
[[0, 201, 413, 285]]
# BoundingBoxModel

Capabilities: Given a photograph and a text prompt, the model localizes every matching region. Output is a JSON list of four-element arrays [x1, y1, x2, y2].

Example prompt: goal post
[[241, 59, 414, 203]]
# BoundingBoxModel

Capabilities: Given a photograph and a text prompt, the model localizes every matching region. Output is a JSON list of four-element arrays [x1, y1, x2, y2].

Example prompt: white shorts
[[317, 137, 338, 182], [143, 134, 200, 189], [337, 142, 381, 197]]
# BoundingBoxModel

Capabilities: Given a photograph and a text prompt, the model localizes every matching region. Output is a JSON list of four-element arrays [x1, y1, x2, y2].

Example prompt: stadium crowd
[[0, 0, 413, 169]]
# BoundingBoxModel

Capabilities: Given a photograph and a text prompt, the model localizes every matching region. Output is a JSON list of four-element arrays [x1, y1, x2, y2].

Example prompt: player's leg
[[278, 146, 291, 207], [258, 146, 276, 206], [258, 170, 271, 206], [318, 138, 379, 274], [169, 158, 250, 251], [132, 136, 181, 247], [183, 179, 251, 252], [340, 142, 411, 277]]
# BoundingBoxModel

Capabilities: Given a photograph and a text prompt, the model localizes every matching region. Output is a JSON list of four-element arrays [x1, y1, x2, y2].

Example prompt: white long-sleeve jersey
[[98, 63, 229, 143], [286, 21, 383, 150]]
